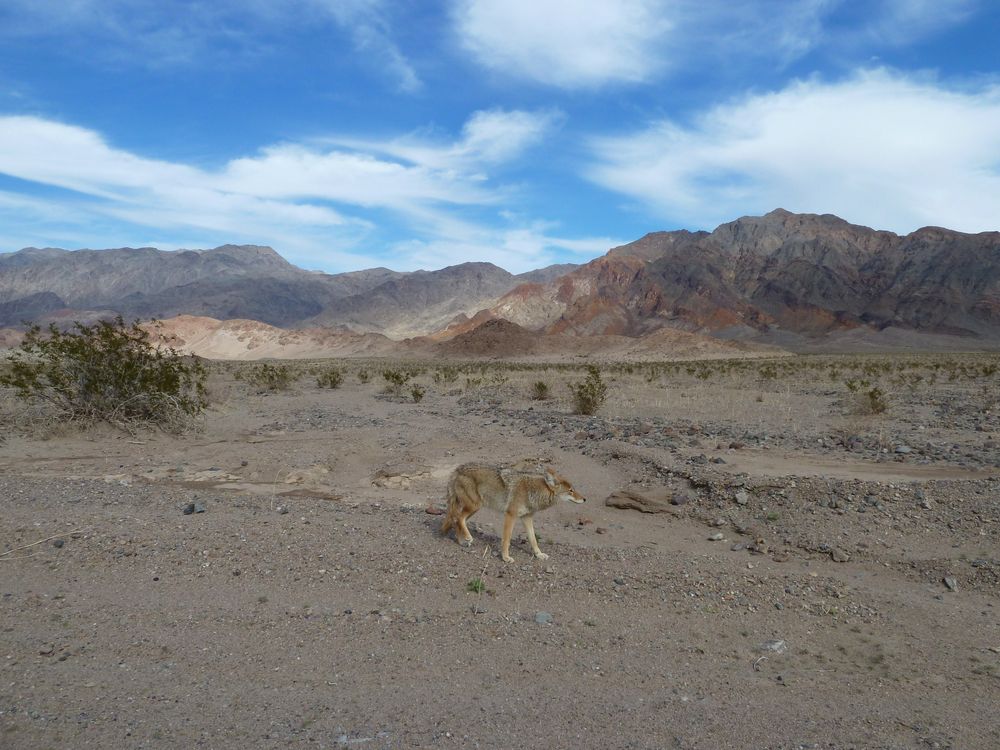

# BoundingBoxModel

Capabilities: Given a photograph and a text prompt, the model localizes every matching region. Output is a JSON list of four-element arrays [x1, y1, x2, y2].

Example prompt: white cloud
[[0, 111, 608, 271], [325, 108, 558, 171], [452, 0, 674, 88], [0, 0, 420, 91], [585, 69, 1000, 234], [864, 0, 978, 45]]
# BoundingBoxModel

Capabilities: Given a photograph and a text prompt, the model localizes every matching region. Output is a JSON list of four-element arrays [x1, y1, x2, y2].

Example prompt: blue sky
[[0, 1, 998, 273]]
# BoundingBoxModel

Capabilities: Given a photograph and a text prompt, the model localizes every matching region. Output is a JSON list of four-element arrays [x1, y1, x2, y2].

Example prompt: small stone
[[424, 505, 445, 516], [534, 611, 553, 625], [276, 505, 289, 515], [52, 539, 65, 548], [613, 577, 625, 586], [708, 532, 725, 541], [830, 548, 850, 563], [595, 527, 608, 535], [710, 518, 726, 527], [895, 445, 912, 454], [730, 542, 746, 552], [193, 503, 206, 514], [757, 639, 787, 654], [734, 490, 750, 506], [182, 503, 196, 515], [943, 576, 959, 592]]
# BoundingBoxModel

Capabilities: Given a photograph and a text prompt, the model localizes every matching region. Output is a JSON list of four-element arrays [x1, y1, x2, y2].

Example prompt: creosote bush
[[0, 316, 206, 432], [569, 365, 608, 415], [530, 381, 551, 400], [410, 384, 426, 403], [237, 363, 297, 392], [316, 368, 344, 389]]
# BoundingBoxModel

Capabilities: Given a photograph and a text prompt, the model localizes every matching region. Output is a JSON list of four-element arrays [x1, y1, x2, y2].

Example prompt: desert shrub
[[0, 316, 206, 431], [410, 384, 426, 403], [382, 367, 413, 390], [569, 365, 608, 415], [845, 378, 889, 415], [316, 368, 344, 389], [530, 381, 551, 400], [432, 366, 459, 384], [357, 368, 371, 384], [239, 363, 296, 391]]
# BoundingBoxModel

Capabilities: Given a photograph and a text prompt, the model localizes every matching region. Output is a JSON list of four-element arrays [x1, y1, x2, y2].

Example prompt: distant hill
[[3, 209, 1000, 352], [0, 244, 578, 336], [479, 209, 1000, 349]]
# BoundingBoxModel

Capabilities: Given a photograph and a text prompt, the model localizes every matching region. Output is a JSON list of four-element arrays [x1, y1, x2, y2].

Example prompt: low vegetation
[[569, 365, 609, 415], [0, 317, 206, 432], [316, 367, 344, 389], [236, 362, 297, 391]]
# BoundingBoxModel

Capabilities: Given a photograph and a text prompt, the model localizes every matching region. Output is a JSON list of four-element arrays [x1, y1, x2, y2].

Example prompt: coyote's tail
[[440, 473, 459, 536]]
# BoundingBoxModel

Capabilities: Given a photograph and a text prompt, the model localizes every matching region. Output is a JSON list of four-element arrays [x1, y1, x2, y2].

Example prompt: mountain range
[[2, 209, 999, 355]]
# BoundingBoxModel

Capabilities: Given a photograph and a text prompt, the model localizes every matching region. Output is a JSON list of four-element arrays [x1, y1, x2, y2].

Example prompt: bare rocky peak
[[481, 209, 1000, 347]]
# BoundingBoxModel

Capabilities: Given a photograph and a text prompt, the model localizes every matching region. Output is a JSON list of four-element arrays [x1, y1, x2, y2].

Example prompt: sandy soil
[[1, 360, 999, 749]]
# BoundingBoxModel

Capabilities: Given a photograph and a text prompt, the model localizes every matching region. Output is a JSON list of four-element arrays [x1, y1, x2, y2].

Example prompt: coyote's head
[[543, 468, 586, 504]]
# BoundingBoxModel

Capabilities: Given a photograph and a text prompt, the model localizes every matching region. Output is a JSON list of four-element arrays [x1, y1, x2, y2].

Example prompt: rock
[[424, 505, 445, 516], [595, 527, 608, 534], [52, 539, 65, 548], [193, 503, 206, 514], [708, 532, 725, 541], [182, 503, 196, 515], [605, 489, 674, 514], [576, 516, 593, 526], [276, 505, 289, 515], [895, 445, 912, 454], [670, 492, 693, 506], [734, 490, 750, 506], [943, 576, 959, 592], [534, 611, 553, 625], [728, 441, 744, 450], [730, 542, 746, 551], [371, 462, 431, 489], [830, 548, 850, 563], [757, 639, 787, 654]]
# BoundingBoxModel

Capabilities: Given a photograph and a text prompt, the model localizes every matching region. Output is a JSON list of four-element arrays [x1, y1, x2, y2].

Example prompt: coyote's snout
[[440, 463, 586, 563]]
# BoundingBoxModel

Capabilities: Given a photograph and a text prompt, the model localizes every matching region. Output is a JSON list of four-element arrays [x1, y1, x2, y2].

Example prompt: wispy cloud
[[0, 0, 420, 91], [452, 0, 674, 88], [585, 68, 1000, 233], [0, 111, 611, 272]]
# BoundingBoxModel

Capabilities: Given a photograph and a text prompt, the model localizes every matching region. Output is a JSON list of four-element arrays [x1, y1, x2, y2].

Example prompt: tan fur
[[441, 462, 586, 563]]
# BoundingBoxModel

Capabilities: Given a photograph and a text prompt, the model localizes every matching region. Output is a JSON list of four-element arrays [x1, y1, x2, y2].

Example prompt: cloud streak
[[0, 111, 611, 272], [585, 69, 1000, 234]]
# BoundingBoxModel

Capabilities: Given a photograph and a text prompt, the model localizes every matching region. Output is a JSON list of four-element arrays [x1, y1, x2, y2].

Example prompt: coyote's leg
[[522, 515, 548, 560], [456, 506, 477, 547], [501, 512, 517, 563]]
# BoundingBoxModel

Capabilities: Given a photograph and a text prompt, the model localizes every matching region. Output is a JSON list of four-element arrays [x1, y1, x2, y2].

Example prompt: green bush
[[239, 363, 296, 391], [0, 317, 206, 431], [530, 381, 551, 400], [568, 365, 608, 415], [357, 369, 371, 384], [410, 384, 426, 403], [316, 368, 343, 389]]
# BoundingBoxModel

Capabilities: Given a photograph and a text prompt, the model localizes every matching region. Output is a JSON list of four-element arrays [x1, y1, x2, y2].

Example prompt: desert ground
[[1, 355, 999, 749]]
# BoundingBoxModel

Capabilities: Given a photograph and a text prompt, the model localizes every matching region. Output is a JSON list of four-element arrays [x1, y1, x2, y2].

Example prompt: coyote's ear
[[543, 468, 557, 489]]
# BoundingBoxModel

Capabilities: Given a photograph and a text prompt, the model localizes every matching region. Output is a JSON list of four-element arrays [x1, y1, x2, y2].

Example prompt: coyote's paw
[[501, 553, 514, 563], [534, 552, 549, 561], [459, 537, 473, 548]]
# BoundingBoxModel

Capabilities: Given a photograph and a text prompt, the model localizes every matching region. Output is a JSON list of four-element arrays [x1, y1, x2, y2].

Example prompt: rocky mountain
[[482, 209, 1000, 346], [0, 244, 578, 335], [3, 209, 999, 351]]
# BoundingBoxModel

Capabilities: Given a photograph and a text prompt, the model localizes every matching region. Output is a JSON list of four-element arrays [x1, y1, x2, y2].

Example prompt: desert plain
[[1, 353, 999, 749]]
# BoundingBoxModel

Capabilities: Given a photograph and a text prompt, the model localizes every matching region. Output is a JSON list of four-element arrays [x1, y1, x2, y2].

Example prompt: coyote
[[440, 463, 586, 562]]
